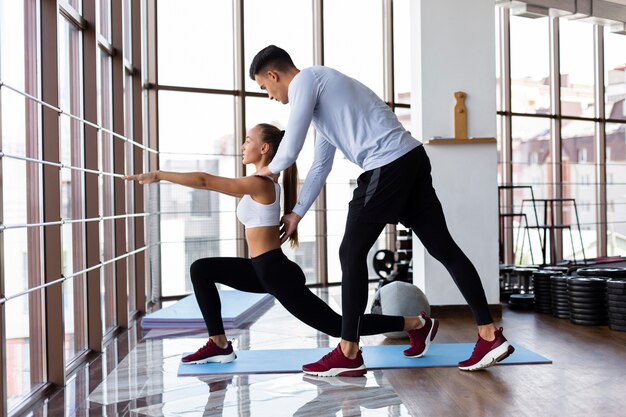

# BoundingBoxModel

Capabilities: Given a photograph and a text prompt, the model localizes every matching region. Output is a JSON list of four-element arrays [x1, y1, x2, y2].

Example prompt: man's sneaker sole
[[458, 343, 515, 371], [302, 365, 367, 377], [405, 319, 439, 358], [182, 351, 237, 365]]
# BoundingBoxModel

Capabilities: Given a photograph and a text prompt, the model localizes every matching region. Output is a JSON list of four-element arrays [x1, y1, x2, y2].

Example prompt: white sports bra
[[236, 178, 281, 228]]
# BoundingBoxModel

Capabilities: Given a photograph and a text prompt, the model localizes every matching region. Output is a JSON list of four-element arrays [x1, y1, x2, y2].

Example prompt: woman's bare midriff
[[245, 226, 282, 258]]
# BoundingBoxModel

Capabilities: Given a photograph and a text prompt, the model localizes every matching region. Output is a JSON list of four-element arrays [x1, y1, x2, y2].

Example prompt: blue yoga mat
[[178, 343, 550, 376], [141, 291, 274, 329]]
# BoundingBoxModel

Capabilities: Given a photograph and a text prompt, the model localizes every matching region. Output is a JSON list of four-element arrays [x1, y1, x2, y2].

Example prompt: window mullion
[[594, 24, 607, 256], [233, 0, 246, 259], [313, 0, 328, 285], [549, 16, 563, 261]]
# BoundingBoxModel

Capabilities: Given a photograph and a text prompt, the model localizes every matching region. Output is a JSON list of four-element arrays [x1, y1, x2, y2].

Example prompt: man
[[251, 45, 514, 375]]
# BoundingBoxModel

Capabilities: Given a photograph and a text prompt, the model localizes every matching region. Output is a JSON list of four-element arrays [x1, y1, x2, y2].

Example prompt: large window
[[498, 6, 626, 263], [1, 0, 148, 412], [154, 0, 411, 292], [157, 91, 237, 295]]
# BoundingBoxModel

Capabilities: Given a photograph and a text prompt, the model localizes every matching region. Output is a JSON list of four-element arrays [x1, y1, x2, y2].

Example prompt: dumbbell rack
[[396, 227, 413, 279]]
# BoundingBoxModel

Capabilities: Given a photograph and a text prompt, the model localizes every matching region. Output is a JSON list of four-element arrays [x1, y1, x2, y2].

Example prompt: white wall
[[413, 143, 500, 305], [410, 0, 499, 306], [411, 0, 496, 140]]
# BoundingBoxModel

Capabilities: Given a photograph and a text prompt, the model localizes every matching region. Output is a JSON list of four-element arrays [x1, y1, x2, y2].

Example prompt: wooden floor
[[386, 308, 626, 417], [20, 292, 626, 417]]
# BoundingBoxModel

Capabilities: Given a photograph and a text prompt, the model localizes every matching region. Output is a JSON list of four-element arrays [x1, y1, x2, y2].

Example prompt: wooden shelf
[[424, 138, 496, 145]]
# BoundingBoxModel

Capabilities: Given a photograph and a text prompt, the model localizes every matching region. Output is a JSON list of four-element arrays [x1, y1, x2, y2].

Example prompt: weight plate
[[608, 300, 626, 309], [608, 312, 626, 321], [570, 307, 606, 315], [607, 306, 626, 314], [570, 318, 606, 326], [568, 277, 608, 285], [568, 297, 606, 305], [568, 283, 606, 291], [607, 278, 626, 289], [567, 291, 606, 299], [609, 323, 626, 331], [577, 267, 626, 278], [569, 301, 606, 309]]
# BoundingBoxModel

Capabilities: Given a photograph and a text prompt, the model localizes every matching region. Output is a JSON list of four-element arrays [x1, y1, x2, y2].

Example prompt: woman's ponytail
[[256, 124, 300, 247]]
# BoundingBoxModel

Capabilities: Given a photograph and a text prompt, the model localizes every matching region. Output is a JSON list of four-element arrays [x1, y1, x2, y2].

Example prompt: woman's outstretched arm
[[123, 171, 271, 199]]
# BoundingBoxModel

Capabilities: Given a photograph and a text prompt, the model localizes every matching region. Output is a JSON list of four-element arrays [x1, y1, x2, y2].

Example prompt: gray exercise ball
[[370, 281, 431, 339]]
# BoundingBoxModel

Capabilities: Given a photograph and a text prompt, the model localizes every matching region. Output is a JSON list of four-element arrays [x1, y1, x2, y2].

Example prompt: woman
[[124, 123, 437, 377]]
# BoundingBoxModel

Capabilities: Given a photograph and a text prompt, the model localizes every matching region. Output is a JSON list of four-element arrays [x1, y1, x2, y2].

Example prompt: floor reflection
[[28, 286, 414, 417], [128, 371, 410, 417]]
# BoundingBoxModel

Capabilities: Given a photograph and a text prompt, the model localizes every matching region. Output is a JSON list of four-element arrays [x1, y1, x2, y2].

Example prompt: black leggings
[[340, 146, 493, 341], [189, 248, 404, 337]]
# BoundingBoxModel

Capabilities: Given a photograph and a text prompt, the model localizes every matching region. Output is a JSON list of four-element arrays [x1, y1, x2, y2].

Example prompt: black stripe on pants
[[189, 248, 404, 337]]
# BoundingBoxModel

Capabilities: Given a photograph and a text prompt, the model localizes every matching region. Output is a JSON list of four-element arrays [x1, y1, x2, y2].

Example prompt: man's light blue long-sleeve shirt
[[267, 66, 421, 218]]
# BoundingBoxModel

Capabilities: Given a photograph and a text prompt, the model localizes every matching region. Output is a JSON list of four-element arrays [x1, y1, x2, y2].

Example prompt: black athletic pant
[[189, 248, 404, 337], [340, 145, 493, 341]]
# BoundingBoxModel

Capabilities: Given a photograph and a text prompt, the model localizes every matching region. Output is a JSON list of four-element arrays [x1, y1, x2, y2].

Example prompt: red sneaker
[[458, 328, 515, 371], [404, 312, 439, 358], [302, 344, 367, 377], [181, 339, 237, 364]]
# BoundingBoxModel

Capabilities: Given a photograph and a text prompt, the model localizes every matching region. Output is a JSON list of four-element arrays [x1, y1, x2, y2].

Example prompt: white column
[[410, 0, 499, 305]]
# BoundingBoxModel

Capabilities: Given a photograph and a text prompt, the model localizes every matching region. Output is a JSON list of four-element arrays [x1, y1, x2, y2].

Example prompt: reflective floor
[[21, 285, 626, 417]]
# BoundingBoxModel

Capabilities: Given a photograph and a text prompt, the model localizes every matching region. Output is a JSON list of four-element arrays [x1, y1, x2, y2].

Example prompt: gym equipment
[[371, 281, 430, 338], [141, 291, 274, 329]]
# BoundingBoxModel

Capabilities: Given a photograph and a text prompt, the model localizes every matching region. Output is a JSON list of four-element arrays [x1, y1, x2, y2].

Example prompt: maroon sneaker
[[458, 328, 515, 371], [404, 312, 439, 358], [302, 344, 367, 377], [181, 339, 237, 364]]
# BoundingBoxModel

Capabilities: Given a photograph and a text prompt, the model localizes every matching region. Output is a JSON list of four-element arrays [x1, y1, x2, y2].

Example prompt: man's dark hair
[[249, 45, 295, 80]]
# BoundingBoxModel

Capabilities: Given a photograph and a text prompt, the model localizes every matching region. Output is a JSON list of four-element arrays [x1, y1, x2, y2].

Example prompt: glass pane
[[59, 17, 88, 360], [511, 116, 551, 264], [606, 123, 626, 256], [157, 0, 233, 89], [68, 0, 82, 13], [393, 0, 410, 104], [324, 0, 384, 98], [158, 91, 237, 296], [562, 120, 596, 259], [99, 0, 111, 40], [605, 27, 626, 121], [99, 51, 116, 333], [245, 0, 313, 92], [510, 14, 550, 114], [123, 0, 131, 62], [559, 19, 595, 118], [246, 96, 318, 284]]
